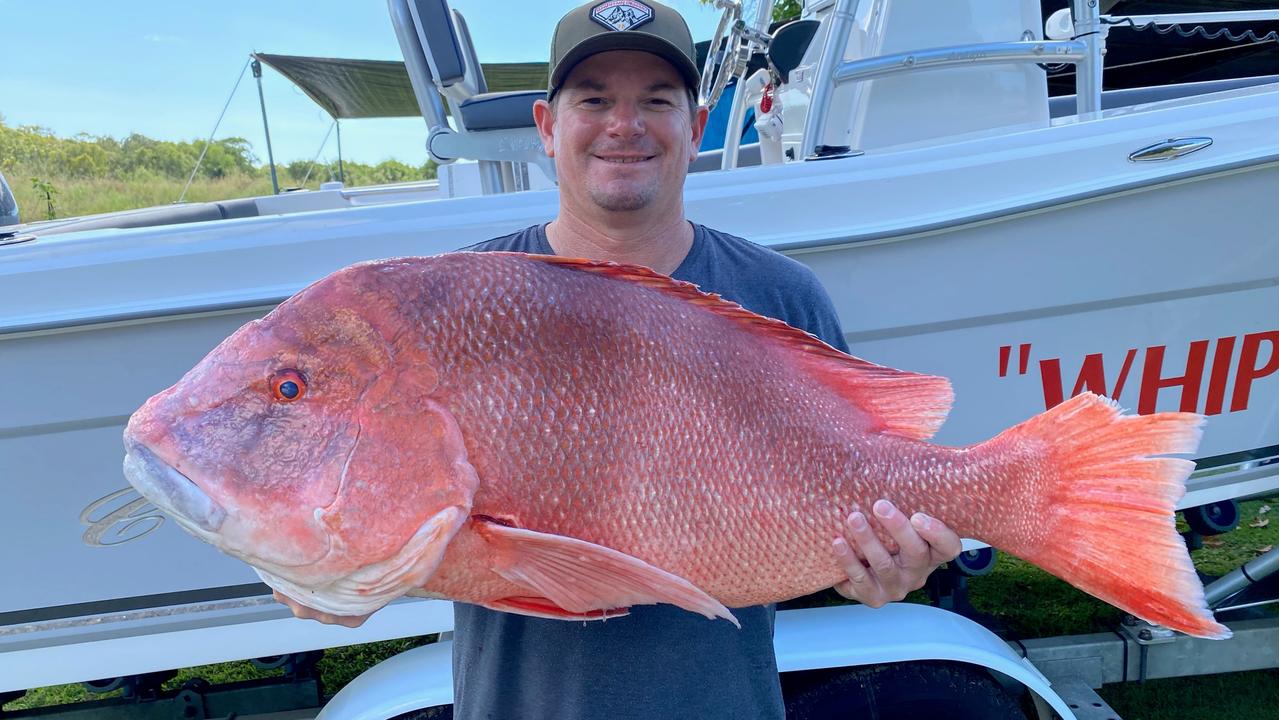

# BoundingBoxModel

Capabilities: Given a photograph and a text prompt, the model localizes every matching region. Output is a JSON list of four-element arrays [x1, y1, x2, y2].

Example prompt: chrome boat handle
[[1129, 137, 1213, 162]]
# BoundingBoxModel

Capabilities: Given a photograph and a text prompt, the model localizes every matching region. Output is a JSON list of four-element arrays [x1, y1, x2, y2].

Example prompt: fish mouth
[[123, 439, 227, 535]]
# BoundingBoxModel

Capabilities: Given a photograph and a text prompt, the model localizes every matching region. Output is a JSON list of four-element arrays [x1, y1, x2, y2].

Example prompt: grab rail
[[830, 40, 1088, 85], [1110, 10, 1279, 25], [803, 39, 1088, 156]]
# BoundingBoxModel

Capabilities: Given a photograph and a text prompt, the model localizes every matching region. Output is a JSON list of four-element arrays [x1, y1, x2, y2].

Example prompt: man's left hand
[[831, 499, 963, 608]]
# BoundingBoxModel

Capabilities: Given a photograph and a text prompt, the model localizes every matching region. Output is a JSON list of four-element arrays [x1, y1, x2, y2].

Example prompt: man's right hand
[[273, 589, 373, 628]]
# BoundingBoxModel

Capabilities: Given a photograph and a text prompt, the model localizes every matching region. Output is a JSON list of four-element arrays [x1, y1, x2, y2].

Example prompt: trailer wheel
[[81, 677, 125, 694], [1184, 500, 1241, 536], [391, 706, 452, 719], [782, 660, 1028, 720], [953, 547, 998, 577]]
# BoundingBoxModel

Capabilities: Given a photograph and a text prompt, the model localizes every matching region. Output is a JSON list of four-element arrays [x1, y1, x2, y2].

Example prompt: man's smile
[[594, 153, 657, 164]]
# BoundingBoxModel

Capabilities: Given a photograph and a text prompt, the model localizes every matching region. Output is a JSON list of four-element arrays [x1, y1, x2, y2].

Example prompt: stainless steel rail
[[804, 37, 1088, 157], [829, 40, 1089, 86]]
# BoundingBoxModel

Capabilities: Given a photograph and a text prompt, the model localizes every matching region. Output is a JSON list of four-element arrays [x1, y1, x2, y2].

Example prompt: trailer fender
[[317, 637, 454, 720], [319, 603, 1076, 720], [775, 603, 1075, 720]]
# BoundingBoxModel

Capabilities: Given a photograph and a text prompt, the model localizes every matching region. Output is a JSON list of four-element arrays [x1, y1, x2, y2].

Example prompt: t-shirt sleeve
[[686, 225, 851, 355], [785, 276, 849, 354], [796, 284, 850, 354]]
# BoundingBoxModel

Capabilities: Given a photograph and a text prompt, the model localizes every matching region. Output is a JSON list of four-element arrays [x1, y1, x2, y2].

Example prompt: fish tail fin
[[977, 392, 1227, 639]]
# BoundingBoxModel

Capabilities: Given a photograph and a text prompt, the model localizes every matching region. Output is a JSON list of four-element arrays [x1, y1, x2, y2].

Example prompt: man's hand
[[831, 499, 963, 608], [272, 590, 373, 628]]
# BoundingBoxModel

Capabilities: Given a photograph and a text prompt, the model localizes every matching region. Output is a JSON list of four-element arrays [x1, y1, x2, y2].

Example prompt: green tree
[[373, 159, 415, 183], [773, 0, 801, 22], [697, 0, 802, 23], [30, 177, 58, 219], [0, 116, 435, 210]]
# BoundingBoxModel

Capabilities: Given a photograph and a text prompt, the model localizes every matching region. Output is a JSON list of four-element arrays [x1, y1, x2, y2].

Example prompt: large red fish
[[122, 252, 1227, 638]]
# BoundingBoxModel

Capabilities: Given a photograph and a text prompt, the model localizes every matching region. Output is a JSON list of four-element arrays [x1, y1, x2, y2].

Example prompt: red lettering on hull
[[999, 330, 1276, 415], [1232, 331, 1279, 412], [1204, 336, 1236, 416], [1138, 341, 1208, 415]]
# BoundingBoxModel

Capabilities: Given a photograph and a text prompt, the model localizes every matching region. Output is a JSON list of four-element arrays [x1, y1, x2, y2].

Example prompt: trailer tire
[[391, 706, 452, 719], [782, 660, 1028, 720], [953, 547, 998, 576], [1184, 500, 1240, 536]]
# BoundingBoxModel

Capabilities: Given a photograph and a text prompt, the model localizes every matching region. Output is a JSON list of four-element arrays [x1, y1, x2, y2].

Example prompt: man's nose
[[605, 102, 645, 139]]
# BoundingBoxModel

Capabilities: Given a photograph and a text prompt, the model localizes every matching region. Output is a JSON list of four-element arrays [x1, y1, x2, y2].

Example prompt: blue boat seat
[[458, 90, 544, 131], [392, 0, 554, 189]]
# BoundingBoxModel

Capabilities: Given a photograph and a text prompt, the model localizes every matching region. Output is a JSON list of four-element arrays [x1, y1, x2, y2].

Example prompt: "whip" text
[[998, 330, 1279, 415]]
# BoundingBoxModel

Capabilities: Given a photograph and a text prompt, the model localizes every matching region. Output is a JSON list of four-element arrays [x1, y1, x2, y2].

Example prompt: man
[[277, 1, 962, 715], [450, 3, 963, 718]]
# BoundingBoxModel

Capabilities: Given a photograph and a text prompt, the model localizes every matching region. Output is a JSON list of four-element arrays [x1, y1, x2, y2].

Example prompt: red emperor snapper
[[122, 252, 1227, 639]]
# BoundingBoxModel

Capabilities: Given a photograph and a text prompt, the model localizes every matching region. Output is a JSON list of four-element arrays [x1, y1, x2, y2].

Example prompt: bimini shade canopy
[[251, 53, 548, 119]]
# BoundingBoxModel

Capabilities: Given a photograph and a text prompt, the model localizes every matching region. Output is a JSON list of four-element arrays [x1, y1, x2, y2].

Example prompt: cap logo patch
[[590, 0, 654, 32]]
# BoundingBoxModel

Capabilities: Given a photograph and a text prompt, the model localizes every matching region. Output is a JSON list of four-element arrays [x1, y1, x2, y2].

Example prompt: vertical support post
[[336, 120, 345, 184], [723, 70, 769, 170], [803, 0, 858, 159], [252, 58, 281, 195], [478, 160, 504, 195], [1071, 0, 1105, 115]]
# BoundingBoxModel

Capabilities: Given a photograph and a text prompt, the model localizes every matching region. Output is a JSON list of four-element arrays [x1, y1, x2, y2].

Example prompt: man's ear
[[533, 98, 556, 158], [689, 104, 710, 161]]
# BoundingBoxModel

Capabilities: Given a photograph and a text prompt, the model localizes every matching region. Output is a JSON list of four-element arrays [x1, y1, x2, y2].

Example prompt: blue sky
[[2, 0, 723, 166]]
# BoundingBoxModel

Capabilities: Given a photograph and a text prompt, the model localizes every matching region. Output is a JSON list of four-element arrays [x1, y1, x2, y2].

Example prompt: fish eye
[[270, 369, 307, 402]]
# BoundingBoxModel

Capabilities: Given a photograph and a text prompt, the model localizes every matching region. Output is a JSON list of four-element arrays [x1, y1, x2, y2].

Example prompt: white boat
[[2, 0, 1277, 717]]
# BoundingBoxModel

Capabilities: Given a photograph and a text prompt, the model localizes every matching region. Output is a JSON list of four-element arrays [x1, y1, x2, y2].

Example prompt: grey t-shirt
[[452, 222, 849, 720]]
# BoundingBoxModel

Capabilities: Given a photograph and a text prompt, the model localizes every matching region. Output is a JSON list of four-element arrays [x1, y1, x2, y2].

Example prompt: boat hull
[[3, 81, 1277, 686]]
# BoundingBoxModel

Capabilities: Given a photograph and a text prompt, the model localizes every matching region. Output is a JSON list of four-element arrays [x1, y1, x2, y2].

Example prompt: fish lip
[[122, 438, 227, 534]]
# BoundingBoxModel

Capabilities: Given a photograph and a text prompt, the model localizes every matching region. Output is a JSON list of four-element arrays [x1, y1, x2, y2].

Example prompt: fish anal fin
[[484, 596, 632, 622], [506, 252, 952, 440], [473, 518, 739, 627]]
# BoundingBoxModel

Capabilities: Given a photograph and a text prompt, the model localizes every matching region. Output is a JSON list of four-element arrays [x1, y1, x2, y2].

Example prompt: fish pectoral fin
[[482, 596, 633, 622], [474, 520, 739, 627]]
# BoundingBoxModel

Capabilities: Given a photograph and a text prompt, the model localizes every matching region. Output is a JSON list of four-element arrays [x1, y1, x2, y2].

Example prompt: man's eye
[[582, 97, 606, 106]]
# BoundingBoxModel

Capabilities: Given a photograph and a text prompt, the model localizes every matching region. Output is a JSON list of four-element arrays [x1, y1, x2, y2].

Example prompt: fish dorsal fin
[[511, 252, 953, 440]]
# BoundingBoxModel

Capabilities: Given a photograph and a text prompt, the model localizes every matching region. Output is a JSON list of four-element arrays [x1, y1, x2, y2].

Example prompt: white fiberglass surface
[[0, 312, 271, 613], [796, 164, 1279, 462]]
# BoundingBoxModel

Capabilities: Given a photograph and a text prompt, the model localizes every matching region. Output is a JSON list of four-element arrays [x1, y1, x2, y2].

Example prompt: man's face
[[534, 50, 709, 214]]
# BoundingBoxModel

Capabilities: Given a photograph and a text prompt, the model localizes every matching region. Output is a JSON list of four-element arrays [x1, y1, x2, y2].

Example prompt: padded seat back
[[408, 0, 466, 90]]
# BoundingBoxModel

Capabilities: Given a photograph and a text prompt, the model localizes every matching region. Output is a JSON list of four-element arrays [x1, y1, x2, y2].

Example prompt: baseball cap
[[547, 0, 700, 99]]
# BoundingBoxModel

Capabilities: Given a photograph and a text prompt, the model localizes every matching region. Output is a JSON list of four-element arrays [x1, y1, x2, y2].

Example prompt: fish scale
[[122, 251, 1227, 637], [428, 258, 856, 596], [401, 256, 1076, 607]]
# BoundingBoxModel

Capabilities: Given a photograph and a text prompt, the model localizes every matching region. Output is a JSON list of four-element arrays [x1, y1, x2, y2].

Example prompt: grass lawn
[[8, 173, 278, 222], [1101, 670, 1279, 720], [7, 497, 1277, 716], [964, 496, 1279, 719]]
